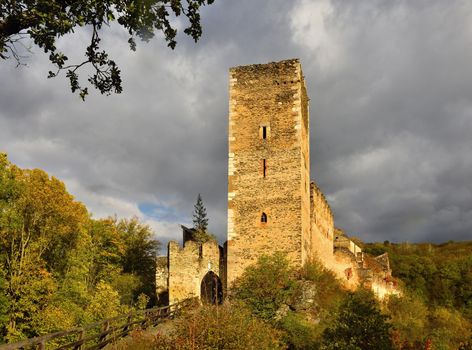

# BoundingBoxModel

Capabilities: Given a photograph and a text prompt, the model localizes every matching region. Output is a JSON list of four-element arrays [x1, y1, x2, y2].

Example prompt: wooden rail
[[0, 299, 196, 350]]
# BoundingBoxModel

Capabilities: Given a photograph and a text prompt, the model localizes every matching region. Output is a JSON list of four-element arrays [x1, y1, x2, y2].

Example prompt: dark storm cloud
[[1, 0, 471, 244], [299, 0, 472, 242]]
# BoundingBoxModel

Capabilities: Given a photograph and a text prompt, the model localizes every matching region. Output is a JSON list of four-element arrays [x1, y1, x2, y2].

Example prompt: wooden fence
[[0, 299, 196, 350]]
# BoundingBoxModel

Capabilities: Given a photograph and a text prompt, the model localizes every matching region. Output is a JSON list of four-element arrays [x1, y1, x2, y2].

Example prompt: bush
[[386, 293, 429, 345], [428, 307, 472, 350], [232, 252, 297, 320], [321, 289, 394, 350], [300, 259, 345, 312], [280, 311, 321, 349], [83, 281, 121, 323], [122, 303, 284, 350]]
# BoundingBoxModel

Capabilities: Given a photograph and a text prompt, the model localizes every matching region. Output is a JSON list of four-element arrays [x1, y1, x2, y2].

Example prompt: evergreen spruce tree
[[193, 194, 209, 233]]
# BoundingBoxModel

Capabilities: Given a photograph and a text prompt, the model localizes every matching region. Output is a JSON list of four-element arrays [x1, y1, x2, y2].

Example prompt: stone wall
[[167, 240, 222, 304], [334, 234, 362, 257], [309, 197, 362, 291], [227, 59, 311, 287], [362, 254, 399, 299], [332, 248, 361, 290], [155, 256, 169, 305], [310, 181, 335, 262]]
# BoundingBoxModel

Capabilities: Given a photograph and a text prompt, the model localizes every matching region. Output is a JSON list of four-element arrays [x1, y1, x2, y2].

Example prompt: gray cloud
[[1, 0, 471, 246]]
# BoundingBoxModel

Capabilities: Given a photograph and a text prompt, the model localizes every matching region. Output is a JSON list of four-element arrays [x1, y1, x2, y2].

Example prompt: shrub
[[321, 289, 394, 350], [300, 259, 345, 312], [232, 252, 297, 320], [386, 293, 429, 345], [122, 303, 284, 350], [428, 307, 472, 350], [83, 281, 121, 323], [280, 311, 322, 349]]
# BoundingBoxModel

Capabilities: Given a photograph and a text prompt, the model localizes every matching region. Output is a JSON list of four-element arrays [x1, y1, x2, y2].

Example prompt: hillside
[[1, 154, 471, 349], [363, 240, 472, 321]]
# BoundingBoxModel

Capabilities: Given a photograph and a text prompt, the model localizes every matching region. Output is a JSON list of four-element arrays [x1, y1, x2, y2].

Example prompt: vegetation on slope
[[0, 154, 160, 343], [127, 252, 471, 350], [231, 254, 396, 350], [362, 240, 472, 322], [1, 154, 471, 349]]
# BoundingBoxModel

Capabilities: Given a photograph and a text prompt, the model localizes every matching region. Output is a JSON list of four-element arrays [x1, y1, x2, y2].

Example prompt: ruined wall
[[308, 211, 372, 291], [155, 256, 169, 305], [167, 240, 222, 304], [334, 234, 362, 257], [332, 248, 361, 290], [309, 184, 367, 290], [362, 254, 399, 299], [310, 182, 336, 267], [227, 59, 311, 287], [371, 279, 399, 299]]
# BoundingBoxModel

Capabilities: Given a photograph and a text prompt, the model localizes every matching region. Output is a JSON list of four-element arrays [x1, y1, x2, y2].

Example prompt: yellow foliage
[[429, 307, 472, 350], [84, 281, 121, 323], [386, 293, 429, 342]]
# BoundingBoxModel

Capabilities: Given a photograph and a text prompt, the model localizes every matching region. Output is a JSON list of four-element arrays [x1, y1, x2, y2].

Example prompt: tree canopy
[[321, 290, 394, 350], [362, 240, 472, 321], [0, 0, 215, 99], [0, 154, 160, 343]]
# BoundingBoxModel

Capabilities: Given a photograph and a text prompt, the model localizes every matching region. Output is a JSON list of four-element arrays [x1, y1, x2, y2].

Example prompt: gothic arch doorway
[[200, 271, 223, 305]]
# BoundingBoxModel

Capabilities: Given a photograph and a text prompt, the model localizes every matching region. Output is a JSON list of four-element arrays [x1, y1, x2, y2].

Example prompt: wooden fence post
[[0, 298, 196, 350], [74, 329, 85, 350], [99, 320, 109, 346], [123, 313, 133, 335], [143, 310, 150, 329]]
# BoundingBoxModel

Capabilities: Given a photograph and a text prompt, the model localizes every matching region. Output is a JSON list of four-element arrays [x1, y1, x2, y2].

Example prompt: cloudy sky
[[1, 0, 472, 249]]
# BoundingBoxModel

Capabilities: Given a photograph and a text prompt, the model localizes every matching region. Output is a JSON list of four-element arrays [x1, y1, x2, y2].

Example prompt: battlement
[[168, 239, 221, 263], [167, 239, 222, 304], [229, 58, 300, 73], [310, 181, 334, 240], [229, 59, 302, 87]]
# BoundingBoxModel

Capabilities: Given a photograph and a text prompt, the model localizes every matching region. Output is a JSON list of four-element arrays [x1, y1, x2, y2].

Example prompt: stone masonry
[[227, 59, 311, 286], [155, 59, 398, 305]]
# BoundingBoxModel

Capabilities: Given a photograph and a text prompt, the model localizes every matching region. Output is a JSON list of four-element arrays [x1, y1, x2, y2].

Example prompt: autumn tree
[[0, 154, 89, 340], [116, 217, 160, 306], [0, 154, 162, 341], [321, 289, 394, 350], [232, 253, 296, 320], [0, 0, 215, 99], [0, 276, 9, 343]]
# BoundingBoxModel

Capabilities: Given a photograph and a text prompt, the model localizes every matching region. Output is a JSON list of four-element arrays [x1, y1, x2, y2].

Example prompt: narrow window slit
[[262, 126, 267, 139], [262, 159, 267, 177], [261, 212, 267, 223]]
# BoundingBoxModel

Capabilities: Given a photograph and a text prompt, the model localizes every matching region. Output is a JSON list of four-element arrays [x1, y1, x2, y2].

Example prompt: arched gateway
[[200, 271, 223, 304]]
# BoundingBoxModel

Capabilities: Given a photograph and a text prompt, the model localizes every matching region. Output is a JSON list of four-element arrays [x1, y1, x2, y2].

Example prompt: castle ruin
[[156, 59, 397, 305]]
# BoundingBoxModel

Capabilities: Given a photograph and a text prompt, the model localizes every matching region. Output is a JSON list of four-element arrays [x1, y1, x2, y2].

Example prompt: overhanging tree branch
[[0, 0, 215, 99]]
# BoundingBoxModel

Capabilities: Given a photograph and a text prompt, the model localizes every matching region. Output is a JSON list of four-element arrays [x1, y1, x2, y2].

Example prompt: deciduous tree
[[321, 289, 394, 350], [0, 0, 215, 99], [232, 253, 296, 320]]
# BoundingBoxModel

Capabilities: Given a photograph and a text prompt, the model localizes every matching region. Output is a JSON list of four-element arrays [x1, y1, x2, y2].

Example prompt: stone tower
[[227, 59, 311, 286], [155, 59, 398, 305]]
